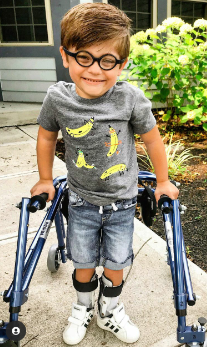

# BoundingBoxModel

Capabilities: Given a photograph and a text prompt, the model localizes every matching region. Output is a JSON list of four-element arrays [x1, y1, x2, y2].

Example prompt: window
[[172, 0, 207, 24], [108, 0, 153, 33], [0, 0, 53, 45]]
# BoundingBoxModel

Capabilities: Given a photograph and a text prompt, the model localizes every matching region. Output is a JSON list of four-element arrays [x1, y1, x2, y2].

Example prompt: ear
[[59, 46, 69, 68], [117, 58, 128, 77]]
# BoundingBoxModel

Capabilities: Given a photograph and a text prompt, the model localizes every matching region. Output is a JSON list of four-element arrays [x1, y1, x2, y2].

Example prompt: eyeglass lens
[[76, 52, 116, 69]]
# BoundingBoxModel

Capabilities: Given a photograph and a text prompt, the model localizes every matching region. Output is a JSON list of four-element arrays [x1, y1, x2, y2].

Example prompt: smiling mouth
[[82, 77, 105, 82]]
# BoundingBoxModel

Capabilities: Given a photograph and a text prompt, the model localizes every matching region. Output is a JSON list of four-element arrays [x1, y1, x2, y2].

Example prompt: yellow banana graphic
[[100, 164, 127, 180], [66, 117, 94, 138], [105, 126, 122, 157], [74, 150, 95, 169]]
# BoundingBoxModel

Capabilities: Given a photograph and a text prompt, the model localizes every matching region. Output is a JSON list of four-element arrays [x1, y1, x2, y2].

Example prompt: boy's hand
[[155, 180, 179, 203], [30, 179, 55, 202]]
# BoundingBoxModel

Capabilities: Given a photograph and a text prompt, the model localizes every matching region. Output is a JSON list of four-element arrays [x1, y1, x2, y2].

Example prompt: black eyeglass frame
[[63, 47, 126, 71]]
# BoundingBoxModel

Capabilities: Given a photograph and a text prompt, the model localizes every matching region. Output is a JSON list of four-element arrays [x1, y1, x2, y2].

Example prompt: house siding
[[0, 0, 79, 103], [0, 0, 204, 105]]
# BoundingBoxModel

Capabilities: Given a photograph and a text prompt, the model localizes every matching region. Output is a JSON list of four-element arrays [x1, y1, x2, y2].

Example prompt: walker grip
[[27, 193, 48, 213], [158, 195, 172, 211]]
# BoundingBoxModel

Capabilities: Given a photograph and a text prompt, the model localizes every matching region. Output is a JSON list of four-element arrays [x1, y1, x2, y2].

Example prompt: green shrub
[[137, 134, 196, 180], [129, 17, 207, 131]]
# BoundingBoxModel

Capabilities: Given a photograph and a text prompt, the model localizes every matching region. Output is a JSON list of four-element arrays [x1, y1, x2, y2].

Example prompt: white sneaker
[[63, 303, 94, 345], [97, 302, 140, 343]]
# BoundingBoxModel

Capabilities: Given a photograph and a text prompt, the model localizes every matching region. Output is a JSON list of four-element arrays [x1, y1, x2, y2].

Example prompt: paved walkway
[[0, 109, 207, 347]]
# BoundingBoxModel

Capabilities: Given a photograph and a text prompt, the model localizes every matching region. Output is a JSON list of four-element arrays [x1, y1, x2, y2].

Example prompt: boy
[[31, 3, 179, 345]]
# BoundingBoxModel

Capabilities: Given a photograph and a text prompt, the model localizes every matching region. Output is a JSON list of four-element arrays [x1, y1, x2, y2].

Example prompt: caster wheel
[[47, 244, 61, 273]]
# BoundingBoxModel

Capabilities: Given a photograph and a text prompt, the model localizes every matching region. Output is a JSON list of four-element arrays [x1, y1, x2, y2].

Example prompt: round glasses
[[63, 47, 126, 71]]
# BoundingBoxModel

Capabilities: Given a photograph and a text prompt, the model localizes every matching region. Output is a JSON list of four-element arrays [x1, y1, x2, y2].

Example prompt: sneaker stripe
[[114, 328, 119, 333], [110, 325, 115, 330], [105, 322, 110, 327], [84, 324, 88, 328]]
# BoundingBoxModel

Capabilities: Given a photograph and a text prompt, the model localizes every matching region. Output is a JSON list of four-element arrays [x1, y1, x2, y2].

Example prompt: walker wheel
[[47, 244, 61, 273]]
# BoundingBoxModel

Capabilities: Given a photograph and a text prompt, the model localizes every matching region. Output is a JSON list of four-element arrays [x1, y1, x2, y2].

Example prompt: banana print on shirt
[[73, 149, 96, 169], [66, 117, 94, 138], [100, 164, 127, 180], [105, 126, 122, 157]]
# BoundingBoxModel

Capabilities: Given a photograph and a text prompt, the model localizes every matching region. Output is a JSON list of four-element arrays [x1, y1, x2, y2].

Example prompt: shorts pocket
[[122, 196, 137, 209], [68, 189, 84, 207]]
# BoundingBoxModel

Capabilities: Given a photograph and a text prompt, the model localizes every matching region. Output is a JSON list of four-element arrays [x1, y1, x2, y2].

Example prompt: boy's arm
[[140, 126, 179, 202], [30, 126, 59, 201]]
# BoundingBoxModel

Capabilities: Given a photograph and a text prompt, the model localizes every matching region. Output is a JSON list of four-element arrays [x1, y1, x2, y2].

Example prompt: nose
[[87, 61, 102, 74]]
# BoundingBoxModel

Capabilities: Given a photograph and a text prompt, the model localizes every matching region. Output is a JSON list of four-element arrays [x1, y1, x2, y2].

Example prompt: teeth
[[84, 78, 102, 82]]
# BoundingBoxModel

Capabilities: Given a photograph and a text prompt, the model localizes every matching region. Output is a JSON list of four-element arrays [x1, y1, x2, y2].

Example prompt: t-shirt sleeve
[[37, 88, 60, 132], [130, 89, 156, 134]]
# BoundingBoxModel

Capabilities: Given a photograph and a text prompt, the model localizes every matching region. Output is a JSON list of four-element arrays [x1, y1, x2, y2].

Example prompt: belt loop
[[111, 203, 118, 211]]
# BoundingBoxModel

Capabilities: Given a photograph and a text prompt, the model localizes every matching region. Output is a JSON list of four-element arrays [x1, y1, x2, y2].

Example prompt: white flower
[[143, 44, 150, 50], [191, 46, 200, 53], [194, 19, 207, 28], [186, 111, 195, 120], [178, 55, 189, 65], [131, 45, 145, 56], [130, 35, 138, 48], [155, 25, 166, 33], [130, 31, 148, 49], [162, 17, 185, 30], [134, 31, 148, 43], [146, 29, 156, 37], [179, 23, 193, 35]]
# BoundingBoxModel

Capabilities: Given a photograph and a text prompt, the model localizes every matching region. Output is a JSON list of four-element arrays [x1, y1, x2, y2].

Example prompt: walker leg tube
[[10, 198, 30, 320], [22, 237, 46, 291], [182, 237, 195, 305], [4, 182, 67, 300], [54, 211, 66, 263], [172, 200, 187, 331], [162, 208, 176, 290], [4, 210, 50, 301], [172, 201, 205, 345]]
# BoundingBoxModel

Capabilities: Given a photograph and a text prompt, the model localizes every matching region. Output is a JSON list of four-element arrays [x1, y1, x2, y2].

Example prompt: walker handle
[[27, 193, 49, 213], [158, 195, 172, 211]]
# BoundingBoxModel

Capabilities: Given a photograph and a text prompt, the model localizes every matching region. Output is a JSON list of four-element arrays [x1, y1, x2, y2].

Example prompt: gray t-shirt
[[37, 81, 156, 206]]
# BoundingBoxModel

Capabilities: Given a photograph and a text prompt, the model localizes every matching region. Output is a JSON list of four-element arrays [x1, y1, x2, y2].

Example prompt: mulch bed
[[55, 115, 207, 272]]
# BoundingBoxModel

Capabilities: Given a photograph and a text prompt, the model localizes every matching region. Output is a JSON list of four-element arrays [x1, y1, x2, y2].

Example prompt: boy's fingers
[[48, 188, 55, 202]]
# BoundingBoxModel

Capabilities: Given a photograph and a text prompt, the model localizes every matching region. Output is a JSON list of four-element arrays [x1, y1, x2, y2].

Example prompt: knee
[[75, 268, 96, 282]]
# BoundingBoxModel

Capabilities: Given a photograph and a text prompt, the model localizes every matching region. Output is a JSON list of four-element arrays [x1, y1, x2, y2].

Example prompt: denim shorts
[[66, 189, 137, 270]]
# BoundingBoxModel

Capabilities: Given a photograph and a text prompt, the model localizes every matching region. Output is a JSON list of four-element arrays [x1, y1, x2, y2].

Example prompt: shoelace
[[99, 203, 118, 214]]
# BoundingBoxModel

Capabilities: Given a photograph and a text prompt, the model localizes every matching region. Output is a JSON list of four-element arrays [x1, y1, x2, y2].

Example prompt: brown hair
[[61, 3, 131, 59]]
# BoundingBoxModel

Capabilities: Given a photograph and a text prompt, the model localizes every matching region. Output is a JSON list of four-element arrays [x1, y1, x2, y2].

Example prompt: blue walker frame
[[0, 171, 206, 346]]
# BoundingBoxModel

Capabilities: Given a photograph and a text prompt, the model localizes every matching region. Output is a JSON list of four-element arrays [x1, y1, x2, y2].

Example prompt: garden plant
[[137, 134, 196, 180], [128, 17, 207, 131]]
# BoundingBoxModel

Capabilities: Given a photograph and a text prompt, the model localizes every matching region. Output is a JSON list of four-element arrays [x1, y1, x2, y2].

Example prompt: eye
[[76, 52, 92, 65], [102, 58, 115, 64], [78, 54, 90, 60], [100, 56, 116, 68]]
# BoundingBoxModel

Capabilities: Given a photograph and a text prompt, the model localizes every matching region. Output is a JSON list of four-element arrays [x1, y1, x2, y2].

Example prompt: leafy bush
[[129, 17, 207, 131]]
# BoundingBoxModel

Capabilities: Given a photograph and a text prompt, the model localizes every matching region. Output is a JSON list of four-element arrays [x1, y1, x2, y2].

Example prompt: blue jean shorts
[[66, 189, 137, 270]]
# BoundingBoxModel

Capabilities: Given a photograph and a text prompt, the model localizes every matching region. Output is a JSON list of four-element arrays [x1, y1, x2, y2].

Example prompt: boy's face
[[60, 41, 128, 99]]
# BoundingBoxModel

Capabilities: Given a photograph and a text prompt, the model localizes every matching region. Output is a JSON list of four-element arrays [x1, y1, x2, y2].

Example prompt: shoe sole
[[97, 317, 140, 344], [63, 331, 87, 346]]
